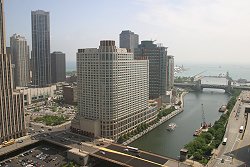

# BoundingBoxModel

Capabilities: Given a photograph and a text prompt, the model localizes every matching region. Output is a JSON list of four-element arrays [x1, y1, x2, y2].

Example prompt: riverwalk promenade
[[123, 91, 188, 145]]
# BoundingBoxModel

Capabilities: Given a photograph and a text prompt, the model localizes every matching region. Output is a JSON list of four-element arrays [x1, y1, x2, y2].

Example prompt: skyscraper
[[71, 40, 157, 140], [51, 51, 66, 83], [0, 0, 26, 143], [10, 34, 30, 87], [134, 41, 168, 99], [31, 10, 51, 87], [166, 55, 174, 90], [119, 30, 139, 51]]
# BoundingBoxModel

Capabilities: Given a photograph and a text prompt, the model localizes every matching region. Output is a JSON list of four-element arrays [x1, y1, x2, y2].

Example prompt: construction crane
[[201, 104, 207, 128]]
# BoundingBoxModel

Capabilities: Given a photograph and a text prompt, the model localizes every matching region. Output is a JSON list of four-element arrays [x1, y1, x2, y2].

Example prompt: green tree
[[203, 145, 213, 156], [52, 106, 57, 112], [117, 136, 125, 144], [208, 128, 215, 136], [202, 132, 213, 144], [193, 151, 203, 160]]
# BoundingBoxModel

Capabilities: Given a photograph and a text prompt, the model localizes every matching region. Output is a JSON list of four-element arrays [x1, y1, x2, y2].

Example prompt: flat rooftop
[[0, 130, 183, 167]]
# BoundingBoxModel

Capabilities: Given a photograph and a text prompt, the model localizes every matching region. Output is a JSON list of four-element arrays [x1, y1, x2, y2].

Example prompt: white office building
[[72, 40, 157, 140]]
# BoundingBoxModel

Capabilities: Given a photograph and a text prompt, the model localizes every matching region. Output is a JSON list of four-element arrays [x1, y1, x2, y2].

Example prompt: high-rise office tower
[[31, 10, 51, 87], [166, 55, 174, 90], [10, 34, 30, 87], [0, 0, 26, 143], [134, 41, 168, 99], [51, 51, 66, 83], [72, 40, 157, 140], [119, 30, 139, 52]]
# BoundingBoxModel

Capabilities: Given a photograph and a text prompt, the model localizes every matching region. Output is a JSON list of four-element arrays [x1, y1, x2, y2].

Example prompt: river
[[130, 89, 230, 159]]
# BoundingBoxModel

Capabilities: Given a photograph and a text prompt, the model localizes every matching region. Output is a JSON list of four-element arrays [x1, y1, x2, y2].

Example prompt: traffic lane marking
[[230, 133, 240, 152], [97, 147, 166, 167], [107, 144, 169, 165]]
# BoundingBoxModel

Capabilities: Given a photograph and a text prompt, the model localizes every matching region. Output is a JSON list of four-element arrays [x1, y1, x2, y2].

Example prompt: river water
[[131, 89, 230, 159]]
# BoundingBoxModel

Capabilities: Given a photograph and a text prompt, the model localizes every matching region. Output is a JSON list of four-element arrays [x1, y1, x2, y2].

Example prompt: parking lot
[[0, 143, 68, 167]]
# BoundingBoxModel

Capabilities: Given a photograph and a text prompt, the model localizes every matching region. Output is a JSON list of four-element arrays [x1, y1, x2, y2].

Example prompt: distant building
[[10, 34, 30, 87], [63, 83, 77, 105], [31, 10, 51, 87], [6, 47, 15, 88], [66, 74, 77, 83], [51, 51, 66, 83], [166, 55, 174, 90], [0, 0, 26, 143], [119, 30, 139, 51], [71, 40, 157, 140], [16, 85, 56, 105], [134, 41, 168, 99]]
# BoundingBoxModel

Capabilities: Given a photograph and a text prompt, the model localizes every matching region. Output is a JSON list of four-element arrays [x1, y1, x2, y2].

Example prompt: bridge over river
[[174, 76, 250, 93]]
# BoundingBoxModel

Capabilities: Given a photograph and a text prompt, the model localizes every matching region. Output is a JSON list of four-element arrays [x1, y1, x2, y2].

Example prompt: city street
[[209, 91, 250, 167], [232, 107, 250, 166]]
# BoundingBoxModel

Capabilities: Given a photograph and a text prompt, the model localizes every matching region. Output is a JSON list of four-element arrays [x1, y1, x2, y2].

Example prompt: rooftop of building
[[51, 51, 65, 54], [11, 33, 27, 40], [0, 130, 186, 167], [120, 30, 138, 35], [31, 10, 49, 14], [77, 40, 132, 54]]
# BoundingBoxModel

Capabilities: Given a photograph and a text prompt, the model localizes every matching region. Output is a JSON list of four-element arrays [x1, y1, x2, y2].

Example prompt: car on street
[[16, 140, 23, 143]]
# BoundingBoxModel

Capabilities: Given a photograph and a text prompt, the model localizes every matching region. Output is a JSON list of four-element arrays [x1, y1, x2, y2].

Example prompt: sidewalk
[[206, 93, 242, 167]]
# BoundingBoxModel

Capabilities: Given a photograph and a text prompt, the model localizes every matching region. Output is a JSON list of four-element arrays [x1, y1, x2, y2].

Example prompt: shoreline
[[122, 91, 188, 145]]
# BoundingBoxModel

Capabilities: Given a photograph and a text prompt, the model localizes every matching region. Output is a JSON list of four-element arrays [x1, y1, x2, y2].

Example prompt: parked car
[[16, 140, 23, 143]]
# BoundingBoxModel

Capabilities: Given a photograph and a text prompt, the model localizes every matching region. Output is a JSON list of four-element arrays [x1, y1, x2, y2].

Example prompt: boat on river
[[193, 127, 202, 136], [193, 123, 212, 136], [219, 105, 227, 112], [193, 104, 212, 136], [167, 123, 177, 131]]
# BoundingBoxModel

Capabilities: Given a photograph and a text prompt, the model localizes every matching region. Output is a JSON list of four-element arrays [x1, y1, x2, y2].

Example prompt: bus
[[239, 126, 244, 133], [127, 146, 139, 153], [222, 138, 227, 145]]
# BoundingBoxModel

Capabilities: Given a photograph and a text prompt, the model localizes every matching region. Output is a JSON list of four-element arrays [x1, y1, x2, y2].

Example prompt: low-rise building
[[66, 74, 77, 83], [63, 83, 77, 105], [16, 85, 57, 105]]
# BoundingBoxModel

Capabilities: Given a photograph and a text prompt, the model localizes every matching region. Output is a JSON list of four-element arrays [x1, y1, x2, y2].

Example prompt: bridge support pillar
[[195, 80, 202, 91], [225, 80, 232, 93]]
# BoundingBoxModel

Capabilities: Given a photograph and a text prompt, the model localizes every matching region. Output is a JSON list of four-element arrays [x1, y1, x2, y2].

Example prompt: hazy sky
[[5, 0, 250, 68]]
